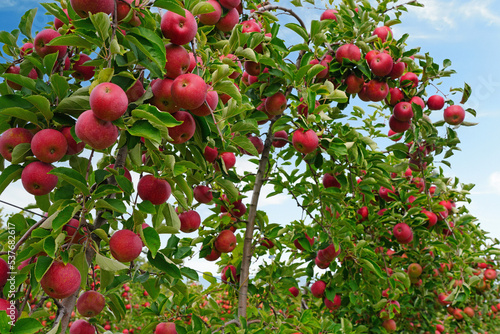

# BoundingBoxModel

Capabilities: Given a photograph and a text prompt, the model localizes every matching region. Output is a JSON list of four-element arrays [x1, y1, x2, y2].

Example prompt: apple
[[75, 110, 119, 150], [109, 229, 143, 262], [272, 130, 288, 148], [382, 319, 396, 332], [422, 209, 438, 228], [246, 135, 264, 154], [408, 263, 422, 278], [20, 42, 34, 57], [62, 218, 87, 244], [265, 92, 287, 115], [311, 280, 326, 298], [387, 129, 402, 141], [5, 65, 38, 90], [357, 206, 368, 221], [294, 233, 314, 251], [484, 268, 497, 280], [393, 102, 413, 122], [0, 259, 8, 288], [0, 128, 33, 161], [409, 96, 425, 110], [70, 319, 95, 334], [244, 61, 260, 76], [117, 0, 143, 26], [34, 29, 67, 58], [190, 89, 218, 117], [386, 87, 404, 106], [323, 173, 341, 189], [369, 52, 393, 77], [289, 286, 299, 297], [365, 79, 389, 101], [54, 8, 71, 30], [219, 0, 240, 10], [215, 8, 240, 32], [77, 291, 105, 317], [126, 79, 145, 103], [188, 52, 203, 72], [70, 0, 114, 17], [464, 306, 474, 317], [357, 85, 370, 101], [150, 78, 180, 113], [72, 54, 95, 81], [335, 44, 361, 64], [453, 308, 464, 320], [241, 19, 261, 33], [215, 229, 237, 253], [40, 261, 81, 299], [443, 105, 465, 125], [324, 295, 341, 310], [221, 264, 238, 283], [373, 26, 392, 42], [204, 146, 218, 163], [427, 95, 445, 110], [171, 73, 208, 110], [198, 0, 222, 25], [389, 60, 405, 79], [389, 115, 411, 133], [379, 185, 395, 201], [345, 73, 364, 94], [179, 210, 201, 233], [393, 222, 413, 244], [90, 82, 128, 121], [316, 254, 331, 269], [261, 238, 274, 249], [365, 50, 380, 64], [203, 246, 221, 261], [155, 322, 177, 334], [31, 129, 68, 163], [292, 128, 319, 154], [320, 9, 338, 21], [161, 9, 197, 45], [400, 72, 419, 88], [164, 43, 190, 79], [167, 111, 196, 144], [219, 151, 236, 169], [21, 161, 58, 196], [194, 185, 213, 203], [0, 298, 17, 323], [137, 175, 171, 205]]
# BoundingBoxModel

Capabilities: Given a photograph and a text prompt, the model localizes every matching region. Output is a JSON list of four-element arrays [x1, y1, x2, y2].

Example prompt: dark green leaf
[[144, 227, 161, 258], [11, 318, 43, 334], [0, 165, 23, 196], [34, 256, 53, 282], [18, 8, 37, 40], [48, 167, 89, 196]]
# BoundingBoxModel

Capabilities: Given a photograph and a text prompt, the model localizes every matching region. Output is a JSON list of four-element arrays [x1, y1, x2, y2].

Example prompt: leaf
[[154, 0, 186, 16], [213, 80, 241, 103], [48, 167, 89, 196], [460, 82, 472, 104], [95, 253, 129, 270], [215, 178, 239, 201], [126, 27, 167, 74], [128, 120, 162, 143], [24, 95, 53, 122], [143, 227, 161, 258], [50, 74, 70, 100], [203, 272, 216, 284], [18, 8, 37, 40], [11, 318, 43, 334], [232, 136, 259, 156], [0, 107, 38, 125], [147, 251, 182, 278], [34, 256, 53, 282], [11, 143, 31, 165], [95, 198, 127, 214], [72, 250, 88, 289], [89, 12, 110, 41], [285, 23, 309, 41], [181, 267, 199, 280], [132, 105, 181, 129], [100, 269, 115, 289], [48, 35, 94, 49], [0, 165, 23, 196], [54, 95, 90, 115], [191, 1, 215, 15]]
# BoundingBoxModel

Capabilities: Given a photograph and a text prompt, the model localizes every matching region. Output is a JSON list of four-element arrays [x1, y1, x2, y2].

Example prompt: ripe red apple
[[453, 308, 464, 320], [484, 268, 497, 280], [167, 111, 196, 144], [198, 0, 222, 25], [203, 246, 221, 262], [150, 78, 180, 113], [31, 129, 68, 163], [289, 286, 299, 297], [294, 233, 314, 251], [393, 222, 413, 244], [72, 54, 95, 81], [246, 135, 264, 154], [0, 259, 8, 288], [400, 72, 419, 88], [345, 73, 364, 94], [365, 79, 389, 101], [357, 206, 368, 221], [188, 52, 203, 72], [0, 298, 17, 323], [265, 92, 287, 115], [69, 319, 95, 334], [373, 26, 392, 42], [215, 229, 237, 253], [422, 209, 438, 228], [311, 280, 326, 298], [389, 61, 405, 79], [387, 129, 402, 141], [161, 9, 197, 45], [386, 87, 404, 106], [164, 43, 190, 79], [215, 8, 240, 32], [427, 95, 445, 110], [219, 0, 240, 9], [323, 173, 341, 188], [261, 238, 274, 249], [90, 82, 128, 121], [408, 263, 422, 278], [379, 185, 395, 201], [382, 319, 396, 332], [219, 151, 236, 169], [204, 146, 218, 163], [5, 65, 38, 90], [63, 218, 87, 244], [409, 96, 425, 110], [126, 79, 145, 103], [20, 42, 34, 57], [365, 50, 380, 64], [244, 61, 260, 76], [221, 264, 238, 283], [21, 161, 58, 196], [241, 19, 261, 33], [70, 0, 114, 17], [389, 115, 411, 133], [171, 74, 208, 110], [324, 294, 341, 310], [155, 322, 177, 334], [190, 89, 218, 117], [272, 130, 288, 148], [109, 229, 143, 262], [443, 105, 465, 125], [75, 110, 119, 150], [335, 44, 361, 64], [464, 306, 474, 317], [77, 291, 105, 317], [40, 261, 81, 299], [369, 52, 393, 77], [179, 210, 201, 233], [393, 102, 413, 122], [117, 0, 143, 26], [0, 128, 33, 161], [292, 128, 319, 154], [137, 175, 171, 205], [320, 9, 338, 21], [34, 29, 67, 58], [194, 185, 213, 203]]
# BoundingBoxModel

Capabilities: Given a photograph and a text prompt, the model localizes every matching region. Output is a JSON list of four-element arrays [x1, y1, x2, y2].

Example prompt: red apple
[[167, 111, 196, 144], [393, 222, 413, 244], [21, 161, 58, 196], [400, 72, 419, 88], [219, 152, 236, 169], [31, 129, 68, 163], [393, 102, 413, 122], [203, 246, 221, 262], [179, 210, 201, 233], [150, 78, 180, 113], [389, 61, 405, 79], [265, 92, 287, 115], [409, 96, 425, 110], [219, 0, 240, 10], [335, 44, 361, 64], [5, 65, 38, 90], [199, 0, 222, 25], [171, 74, 208, 110], [320, 9, 338, 21], [164, 43, 190, 79], [75, 110, 119, 150], [40, 261, 81, 299], [311, 280, 326, 298], [345, 73, 365, 94], [386, 87, 404, 106], [215, 229, 237, 253], [161, 9, 197, 46], [90, 82, 128, 121], [323, 173, 341, 188], [369, 52, 393, 77], [373, 26, 392, 42], [0, 298, 17, 323], [194, 185, 213, 203], [72, 54, 95, 81], [126, 79, 145, 103], [20, 42, 34, 57], [365, 50, 380, 64], [382, 319, 396, 332], [155, 322, 177, 334], [408, 263, 422, 278], [137, 175, 171, 205], [389, 115, 411, 133], [289, 286, 299, 297], [443, 105, 465, 125], [484, 268, 497, 281], [324, 294, 341, 310], [190, 89, 218, 117], [109, 229, 143, 262], [294, 233, 314, 251], [272, 130, 288, 148], [215, 8, 239, 32], [0, 128, 33, 161], [427, 95, 445, 110], [379, 185, 395, 201], [77, 291, 105, 317], [0, 259, 8, 288], [365, 79, 389, 101], [70, 0, 114, 18], [204, 146, 218, 163], [34, 29, 67, 58], [69, 319, 95, 334], [292, 128, 319, 154]]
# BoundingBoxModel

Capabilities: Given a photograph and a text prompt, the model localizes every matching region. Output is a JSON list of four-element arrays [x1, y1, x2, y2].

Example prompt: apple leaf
[[24, 95, 52, 121], [49, 167, 89, 196], [0, 164, 23, 196], [231, 135, 259, 157], [10, 143, 31, 165], [191, 2, 215, 15], [128, 120, 162, 144], [215, 178, 239, 201], [50, 74, 70, 100], [213, 80, 242, 104], [143, 227, 160, 258], [11, 318, 43, 334], [18, 8, 37, 40], [72, 250, 88, 289], [107, 292, 126, 321], [132, 104, 182, 129], [126, 27, 166, 76], [95, 198, 127, 214], [163, 204, 181, 232], [147, 251, 182, 279], [34, 256, 53, 282], [89, 12, 110, 41], [48, 35, 93, 50], [95, 253, 128, 271], [53, 94, 90, 116], [0, 106, 38, 125], [154, 0, 186, 16]]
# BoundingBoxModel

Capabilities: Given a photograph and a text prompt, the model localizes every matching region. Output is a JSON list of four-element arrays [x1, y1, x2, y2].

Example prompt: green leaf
[[126, 27, 167, 74], [191, 1, 215, 15], [48, 167, 89, 196], [35, 194, 51, 213], [11, 143, 31, 165], [232, 136, 259, 156], [213, 80, 241, 103], [24, 95, 53, 122], [50, 74, 70, 100], [48, 35, 94, 49], [132, 105, 181, 129], [72, 250, 88, 289], [147, 251, 182, 278], [0, 31, 17, 47], [0, 107, 38, 125], [181, 267, 199, 280], [100, 269, 115, 289], [203, 272, 216, 284], [128, 120, 162, 143], [34, 256, 53, 282], [18, 8, 37, 40], [162, 204, 180, 232], [11, 318, 43, 334], [215, 178, 239, 201], [460, 82, 472, 104], [144, 227, 161, 258], [154, 0, 186, 16], [54, 94, 90, 115], [95, 252, 129, 270], [284, 23, 309, 41], [89, 12, 110, 41], [95, 198, 127, 214], [0, 165, 23, 196]]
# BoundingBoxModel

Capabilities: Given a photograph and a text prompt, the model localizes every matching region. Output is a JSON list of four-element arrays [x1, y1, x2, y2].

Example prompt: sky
[[0, 0, 500, 276]]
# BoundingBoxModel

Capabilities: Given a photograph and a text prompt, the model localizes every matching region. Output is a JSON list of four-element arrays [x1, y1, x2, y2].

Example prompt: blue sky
[[1, 1, 500, 274]]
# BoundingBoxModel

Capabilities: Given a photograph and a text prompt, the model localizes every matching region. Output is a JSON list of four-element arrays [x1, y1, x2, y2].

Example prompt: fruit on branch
[[105, 164, 132, 182], [20, 42, 34, 56], [427, 95, 445, 110], [215, 229, 237, 253], [215, 8, 240, 32], [369, 52, 394, 77], [379, 185, 396, 201], [409, 96, 425, 110], [126, 79, 145, 103], [389, 60, 405, 79], [387, 129, 402, 141], [34, 29, 67, 58], [155, 322, 178, 334], [357, 206, 368, 221], [194, 185, 213, 204], [5, 65, 38, 90], [40, 261, 81, 299], [77, 290, 105, 317], [179, 210, 201, 233], [21, 161, 58, 196], [202, 245, 221, 261], [109, 229, 143, 262], [422, 209, 438, 228], [244, 61, 260, 76], [75, 110, 119, 150], [171, 73, 208, 110], [89, 82, 128, 122], [294, 233, 314, 251], [289, 286, 299, 297], [389, 115, 411, 133], [219, 0, 240, 10], [161, 9, 197, 46], [0, 127, 33, 161], [311, 280, 326, 298], [191, 89, 218, 117], [137, 175, 171, 205], [484, 268, 497, 280], [464, 306, 475, 317], [261, 238, 274, 249], [408, 263, 423, 278], [393, 222, 413, 244], [30, 129, 68, 163], [323, 173, 341, 189], [0, 298, 17, 323], [0, 259, 8, 288], [167, 110, 196, 144], [393, 102, 413, 122], [69, 319, 95, 334], [325, 294, 341, 310], [320, 9, 338, 21], [164, 43, 190, 79], [71, 54, 95, 81], [272, 130, 288, 148], [400, 72, 419, 88], [218, 151, 236, 170], [382, 319, 396, 332], [292, 128, 319, 154], [265, 92, 287, 115], [443, 105, 465, 125], [372, 26, 392, 42], [70, 0, 114, 18], [60, 126, 85, 155], [198, 0, 222, 25], [386, 87, 404, 106], [221, 264, 238, 283], [241, 19, 261, 33], [345, 73, 364, 94], [203, 146, 218, 163], [365, 79, 389, 101], [117, 0, 143, 26], [335, 44, 361, 64], [54, 8, 70, 30], [62, 218, 86, 243], [150, 78, 180, 113]]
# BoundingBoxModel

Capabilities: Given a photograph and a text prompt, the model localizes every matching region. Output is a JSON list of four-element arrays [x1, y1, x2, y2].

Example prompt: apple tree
[[0, 0, 498, 333]]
